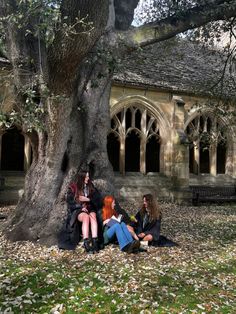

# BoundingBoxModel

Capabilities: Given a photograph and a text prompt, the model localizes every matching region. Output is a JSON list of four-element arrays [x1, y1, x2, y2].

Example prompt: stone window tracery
[[107, 105, 161, 174], [186, 114, 227, 175]]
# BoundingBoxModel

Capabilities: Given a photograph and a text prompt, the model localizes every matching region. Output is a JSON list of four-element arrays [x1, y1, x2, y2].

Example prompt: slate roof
[[113, 38, 236, 99], [1, 39, 235, 99]]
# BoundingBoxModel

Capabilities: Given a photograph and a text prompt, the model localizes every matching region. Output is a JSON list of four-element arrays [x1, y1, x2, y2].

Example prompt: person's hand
[[103, 219, 110, 225], [130, 215, 137, 223], [79, 195, 90, 202], [138, 233, 145, 238], [127, 225, 134, 232], [82, 207, 88, 213]]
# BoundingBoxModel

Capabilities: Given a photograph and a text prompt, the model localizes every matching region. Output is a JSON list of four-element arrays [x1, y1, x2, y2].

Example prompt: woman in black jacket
[[130, 194, 161, 244], [66, 171, 100, 253]]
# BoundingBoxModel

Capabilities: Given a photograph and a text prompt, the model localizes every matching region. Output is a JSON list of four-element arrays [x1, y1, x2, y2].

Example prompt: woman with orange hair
[[102, 196, 140, 253]]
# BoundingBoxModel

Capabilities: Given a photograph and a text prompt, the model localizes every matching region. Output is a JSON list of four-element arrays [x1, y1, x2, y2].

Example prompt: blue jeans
[[106, 222, 133, 250]]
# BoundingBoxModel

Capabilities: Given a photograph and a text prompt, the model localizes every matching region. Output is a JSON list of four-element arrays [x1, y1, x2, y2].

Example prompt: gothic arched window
[[107, 105, 161, 174], [186, 114, 227, 175]]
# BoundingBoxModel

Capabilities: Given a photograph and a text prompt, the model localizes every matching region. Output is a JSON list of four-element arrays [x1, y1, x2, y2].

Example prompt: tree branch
[[123, 0, 236, 49]]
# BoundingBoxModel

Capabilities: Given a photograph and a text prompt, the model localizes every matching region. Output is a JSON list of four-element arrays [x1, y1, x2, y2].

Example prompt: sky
[[132, 0, 154, 26]]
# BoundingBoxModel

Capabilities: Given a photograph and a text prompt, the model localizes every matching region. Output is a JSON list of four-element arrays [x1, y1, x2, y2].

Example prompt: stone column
[[210, 143, 217, 176], [193, 140, 199, 174], [171, 96, 189, 187], [140, 109, 147, 174], [119, 135, 125, 175], [159, 140, 165, 174], [226, 143, 234, 176], [163, 140, 172, 176], [140, 136, 146, 174], [24, 135, 31, 171], [231, 139, 236, 178]]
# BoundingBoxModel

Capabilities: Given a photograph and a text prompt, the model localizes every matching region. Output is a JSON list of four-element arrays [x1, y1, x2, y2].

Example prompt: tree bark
[[4, 51, 114, 245]]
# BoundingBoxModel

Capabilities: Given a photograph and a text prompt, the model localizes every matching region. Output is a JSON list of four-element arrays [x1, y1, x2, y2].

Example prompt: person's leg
[[143, 234, 153, 242], [78, 212, 90, 239], [120, 222, 133, 242], [89, 212, 98, 238], [96, 208, 104, 249], [89, 212, 99, 252], [78, 212, 92, 253], [127, 225, 139, 240], [106, 223, 132, 250]]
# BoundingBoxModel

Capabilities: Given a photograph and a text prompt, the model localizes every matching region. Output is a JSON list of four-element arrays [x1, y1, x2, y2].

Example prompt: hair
[[76, 170, 94, 196], [102, 195, 116, 220], [140, 194, 161, 221]]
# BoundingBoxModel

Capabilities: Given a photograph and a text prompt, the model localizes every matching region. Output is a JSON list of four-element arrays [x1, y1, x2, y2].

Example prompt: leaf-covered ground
[[0, 203, 235, 314]]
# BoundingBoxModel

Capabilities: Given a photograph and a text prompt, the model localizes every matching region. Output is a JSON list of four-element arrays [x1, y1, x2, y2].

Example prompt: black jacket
[[133, 210, 161, 242], [58, 182, 103, 250]]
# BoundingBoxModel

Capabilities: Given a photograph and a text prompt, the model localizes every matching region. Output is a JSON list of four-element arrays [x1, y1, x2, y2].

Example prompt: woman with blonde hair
[[102, 195, 140, 253]]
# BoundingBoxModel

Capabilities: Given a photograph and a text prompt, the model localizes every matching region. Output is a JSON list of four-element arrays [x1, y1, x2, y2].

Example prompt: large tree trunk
[[4, 55, 114, 246]]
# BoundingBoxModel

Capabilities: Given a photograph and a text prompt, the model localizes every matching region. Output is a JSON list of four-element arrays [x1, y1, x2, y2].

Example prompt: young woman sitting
[[129, 194, 161, 245], [102, 196, 140, 253], [66, 171, 99, 253]]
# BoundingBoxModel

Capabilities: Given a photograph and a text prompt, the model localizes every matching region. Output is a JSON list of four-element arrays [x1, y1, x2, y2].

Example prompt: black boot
[[122, 240, 140, 254], [92, 237, 99, 253], [83, 238, 93, 254]]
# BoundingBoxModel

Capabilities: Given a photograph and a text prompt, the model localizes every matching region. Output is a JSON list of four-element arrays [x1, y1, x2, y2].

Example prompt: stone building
[[1, 39, 236, 203]]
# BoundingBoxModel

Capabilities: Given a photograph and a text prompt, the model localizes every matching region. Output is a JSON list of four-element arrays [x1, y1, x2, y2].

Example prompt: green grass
[[0, 204, 236, 313], [1, 253, 235, 313]]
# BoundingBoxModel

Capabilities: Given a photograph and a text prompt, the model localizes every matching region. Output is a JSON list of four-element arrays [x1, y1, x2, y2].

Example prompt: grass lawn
[[0, 204, 235, 313]]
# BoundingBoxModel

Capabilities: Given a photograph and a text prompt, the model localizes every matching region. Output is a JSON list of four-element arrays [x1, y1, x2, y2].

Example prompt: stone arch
[[184, 108, 235, 176], [108, 96, 169, 174], [111, 95, 171, 140]]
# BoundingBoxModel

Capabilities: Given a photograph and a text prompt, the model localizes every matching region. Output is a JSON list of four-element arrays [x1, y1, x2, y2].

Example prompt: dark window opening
[[146, 136, 160, 172], [116, 112, 121, 122], [207, 118, 212, 132], [200, 142, 210, 173], [200, 116, 204, 132], [135, 109, 141, 129], [152, 120, 157, 132], [1, 128, 25, 171], [107, 133, 120, 171], [125, 108, 132, 130], [217, 142, 226, 174], [125, 131, 140, 172], [30, 147, 33, 164], [111, 118, 116, 129], [189, 143, 195, 174]]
